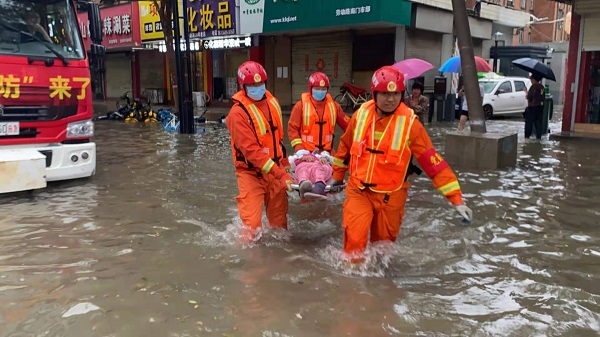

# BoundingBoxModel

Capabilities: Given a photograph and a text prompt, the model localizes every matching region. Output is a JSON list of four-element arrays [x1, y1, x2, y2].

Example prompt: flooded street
[[1, 115, 600, 337]]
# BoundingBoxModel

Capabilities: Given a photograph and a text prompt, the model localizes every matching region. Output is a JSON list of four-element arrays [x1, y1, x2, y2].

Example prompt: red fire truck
[[0, 0, 104, 194]]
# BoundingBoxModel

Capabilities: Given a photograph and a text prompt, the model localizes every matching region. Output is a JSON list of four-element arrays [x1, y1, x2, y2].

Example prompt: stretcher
[[288, 175, 346, 202], [286, 153, 346, 200], [289, 182, 346, 193]]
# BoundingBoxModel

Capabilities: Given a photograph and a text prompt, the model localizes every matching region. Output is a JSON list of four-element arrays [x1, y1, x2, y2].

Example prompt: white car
[[479, 77, 532, 119]]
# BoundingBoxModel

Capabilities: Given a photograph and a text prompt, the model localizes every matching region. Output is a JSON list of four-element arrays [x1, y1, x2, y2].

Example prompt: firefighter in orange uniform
[[288, 72, 350, 154], [331, 66, 473, 262], [226, 61, 294, 241], [288, 72, 350, 198]]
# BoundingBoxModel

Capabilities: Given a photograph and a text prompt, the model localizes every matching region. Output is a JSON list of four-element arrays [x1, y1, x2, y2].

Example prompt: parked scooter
[[124, 95, 157, 123], [96, 92, 157, 123]]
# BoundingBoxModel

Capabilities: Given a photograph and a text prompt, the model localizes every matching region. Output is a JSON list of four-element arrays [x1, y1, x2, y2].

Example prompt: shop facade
[[137, 0, 253, 105], [561, 0, 600, 134], [237, 0, 532, 107], [206, 37, 255, 102], [240, 0, 412, 106], [138, 0, 180, 104], [77, 3, 142, 100]]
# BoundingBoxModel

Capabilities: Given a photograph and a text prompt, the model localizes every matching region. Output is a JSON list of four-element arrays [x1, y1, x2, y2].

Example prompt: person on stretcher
[[290, 150, 334, 200]]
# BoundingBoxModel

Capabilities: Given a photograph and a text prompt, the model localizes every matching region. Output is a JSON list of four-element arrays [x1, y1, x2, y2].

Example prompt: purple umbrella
[[392, 59, 434, 80]]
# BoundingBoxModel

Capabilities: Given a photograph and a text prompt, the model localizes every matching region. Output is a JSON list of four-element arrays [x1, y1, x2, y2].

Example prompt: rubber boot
[[298, 180, 312, 199], [304, 182, 328, 200]]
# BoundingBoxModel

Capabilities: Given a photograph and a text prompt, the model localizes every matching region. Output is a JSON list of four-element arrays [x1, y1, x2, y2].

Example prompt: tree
[[451, 0, 486, 133], [152, 0, 179, 110]]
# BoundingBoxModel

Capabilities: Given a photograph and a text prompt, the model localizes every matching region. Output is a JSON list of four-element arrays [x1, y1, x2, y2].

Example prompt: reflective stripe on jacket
[[230, 90, 285, 173], [348, 100, 416, 193]]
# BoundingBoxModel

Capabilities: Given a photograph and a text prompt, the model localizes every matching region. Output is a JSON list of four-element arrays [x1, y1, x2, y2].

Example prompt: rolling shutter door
[[406, 29, 442, 92], [291, 32, 352, 103], [582, 15, 600, 52], [575, 0, 600, 15], [138, 50, 164, 94], [105, 53, 132, 98]]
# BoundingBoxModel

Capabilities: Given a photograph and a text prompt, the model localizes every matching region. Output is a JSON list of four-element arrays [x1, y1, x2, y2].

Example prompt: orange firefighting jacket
[[228, 90, 288, 175], [333, 100, 464, 205], [295, 93, 336, 152], [347, 100, 415, 193], [288, 94, 349, 152]]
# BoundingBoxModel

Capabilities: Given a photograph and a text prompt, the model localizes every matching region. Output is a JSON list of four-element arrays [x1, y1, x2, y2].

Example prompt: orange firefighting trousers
[[235, 168, 288, 238], [342, 179, 409, 258]]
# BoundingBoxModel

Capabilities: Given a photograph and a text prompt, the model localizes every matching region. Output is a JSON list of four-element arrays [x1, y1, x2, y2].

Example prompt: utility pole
[[172, 0, 185, 133], [451, 0, 486, 133], [180, 0, 195, 134]]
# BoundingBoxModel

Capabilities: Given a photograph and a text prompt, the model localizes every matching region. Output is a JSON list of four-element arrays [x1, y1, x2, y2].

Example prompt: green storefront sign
[[240, 0, 412, 34]]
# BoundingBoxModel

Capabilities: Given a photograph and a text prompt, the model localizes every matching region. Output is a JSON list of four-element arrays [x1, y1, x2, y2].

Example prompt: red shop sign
[[77, 4, 141, 50]]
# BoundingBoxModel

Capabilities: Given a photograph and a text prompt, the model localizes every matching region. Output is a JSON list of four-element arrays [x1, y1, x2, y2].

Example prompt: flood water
[[1, 114, 600, 336]]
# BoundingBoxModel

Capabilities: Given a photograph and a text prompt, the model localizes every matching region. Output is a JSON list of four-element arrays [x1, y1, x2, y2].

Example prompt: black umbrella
[[512, 58, 556, 81]]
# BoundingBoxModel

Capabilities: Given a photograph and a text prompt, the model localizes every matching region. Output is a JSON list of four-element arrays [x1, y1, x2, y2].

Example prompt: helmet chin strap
[[374, 91, 404, 116], [376, 106, 396, 116]]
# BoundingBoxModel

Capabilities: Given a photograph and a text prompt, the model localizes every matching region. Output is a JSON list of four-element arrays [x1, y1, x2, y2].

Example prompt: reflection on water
[[1, 119, 600, 336]]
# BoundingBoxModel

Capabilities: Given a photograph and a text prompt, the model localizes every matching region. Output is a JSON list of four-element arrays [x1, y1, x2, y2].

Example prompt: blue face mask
[[312, 89, 327, 101], [247, 84, 266, 101]]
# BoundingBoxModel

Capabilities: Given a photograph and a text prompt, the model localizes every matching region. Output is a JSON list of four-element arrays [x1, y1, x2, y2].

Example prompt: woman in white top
[[457, 83, 485, 131]]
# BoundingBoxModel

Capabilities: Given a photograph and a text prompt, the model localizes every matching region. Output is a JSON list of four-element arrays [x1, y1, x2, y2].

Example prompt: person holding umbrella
[[512, 57, 556, 139], [524, 73, 546, 139], [438, 56, 491, 130]]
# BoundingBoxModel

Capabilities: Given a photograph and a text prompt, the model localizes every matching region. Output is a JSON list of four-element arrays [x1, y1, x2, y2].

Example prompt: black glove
[[329, 180, 345, 193]]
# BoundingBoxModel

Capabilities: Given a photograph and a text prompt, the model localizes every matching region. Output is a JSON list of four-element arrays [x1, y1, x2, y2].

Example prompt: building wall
[[551, 2, 570, 42], [529, 0, 571, 43], [467, 0, 529, 10], [512, 0, 572, 44], [531, 0, 557, 42]]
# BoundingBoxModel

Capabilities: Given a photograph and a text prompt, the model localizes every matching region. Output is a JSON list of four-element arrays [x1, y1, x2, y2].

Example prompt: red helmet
[[237, 61, 267, 88], [371, 66, 406, 96], [308, 72, 330, 92]]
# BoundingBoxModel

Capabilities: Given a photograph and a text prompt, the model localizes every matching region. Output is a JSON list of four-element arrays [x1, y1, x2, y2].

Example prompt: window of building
[[507, 0, 514, 7], [530, 0, 534, 10], [557, 8, 564, 31], [521, 0, 526, 9], [519, 29, 524, 43]]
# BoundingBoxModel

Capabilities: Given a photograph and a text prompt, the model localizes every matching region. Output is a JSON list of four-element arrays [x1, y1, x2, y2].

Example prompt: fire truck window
[[0, 0, 84, 59]]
